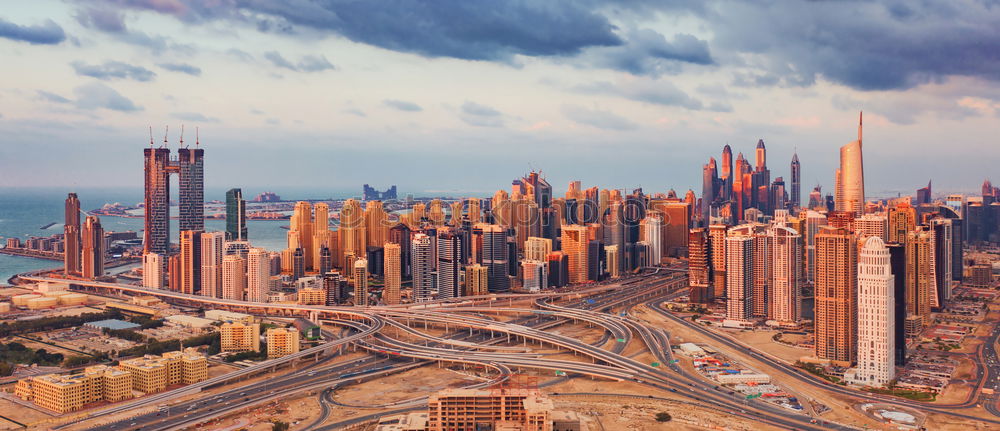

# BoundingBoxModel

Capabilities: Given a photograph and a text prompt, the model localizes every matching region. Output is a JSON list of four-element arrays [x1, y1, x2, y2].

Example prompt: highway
[[645, 299, 1000, 425]]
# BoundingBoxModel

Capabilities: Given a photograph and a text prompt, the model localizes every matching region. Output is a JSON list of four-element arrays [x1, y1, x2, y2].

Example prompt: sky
[[0, 0, 998, 199]]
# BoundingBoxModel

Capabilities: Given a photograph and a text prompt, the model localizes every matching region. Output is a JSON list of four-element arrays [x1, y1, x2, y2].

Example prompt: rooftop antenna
[[162, 125, 169, 149], [148, 126, 154, 147], [858, 111, 863, 146], [179, 125, 185, 148], [196, 127, 200, 147]]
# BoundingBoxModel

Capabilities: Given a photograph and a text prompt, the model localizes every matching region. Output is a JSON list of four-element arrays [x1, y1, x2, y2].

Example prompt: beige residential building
[[353, 258, 369, 306], [426, 387, 555, 431], [383, 243, 401, 305], [814, 226, 857, 366], [560, 225, 589, 284], [220, 321, 261, 353], [524, 237, 552, 262], [266, 327, 301, 358], [465, 264, 489, 296], [297, 287, 325, 305], [15, 365, 133, 413]]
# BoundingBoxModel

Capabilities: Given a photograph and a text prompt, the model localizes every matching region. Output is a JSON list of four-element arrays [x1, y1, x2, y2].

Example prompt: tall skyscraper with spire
[[720, 144, 733, 200], [846, 236, 896, 387], [143, 132, 205, 255], [64, 193, 81, 276], [835, 112, 865, 216], [790, 152, 801, 210]]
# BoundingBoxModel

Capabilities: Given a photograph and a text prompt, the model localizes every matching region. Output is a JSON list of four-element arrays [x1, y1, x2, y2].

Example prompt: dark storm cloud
[[90, 0, 625, 61], [0, 18, 66, 45], [383, 99, 422, 112], [589, 29, 713, 76], [158, 62, 202, 76], [712, 0, 1000, 91], [264, 51, 335, 72], [71, 60, 157, 81]]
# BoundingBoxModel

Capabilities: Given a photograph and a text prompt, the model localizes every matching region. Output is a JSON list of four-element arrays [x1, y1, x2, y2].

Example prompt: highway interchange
[[18, 271, 1000, 431]]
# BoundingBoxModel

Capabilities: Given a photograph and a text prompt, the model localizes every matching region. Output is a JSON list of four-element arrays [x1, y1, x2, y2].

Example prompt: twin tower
[[143, 145, 204, 255]]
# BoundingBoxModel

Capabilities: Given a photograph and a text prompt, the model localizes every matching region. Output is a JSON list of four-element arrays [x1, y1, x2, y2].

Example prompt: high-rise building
[[846, 236, 895, 387], [142, 253, 164, 289], [179, 230, 201, 294], [365, 201, 389, 252], [143, 144, 205, 255], [143, 147, 171, 255], [437, 231, 461, 300], [688, 228, 712, 303], [768, 226, 801, 324], [353, 258, 369, 306], [481, 224, 510, 292], [383, 243, 401, 305], [290, 201, 314, 271], [905, 227, 936, 332], [465, 264, 488, 296], [790, 152, 801, 210], [412, 233, 435, 302], [222, 254, 247, 301], [466, 198, 482, 224], [521, 260, 547, 292], [561, 225, 589, 284], [725, 231, 754, 322], [524, 237, 553, 262], [642, 215, 662, 264], [225, 188, 247, 241], [804, 211, 828, 283], [856, 214, 888, 242], [814, 226, 857, 365], [605, 245, 620, 278], [339, 199, 366, 267], [708, 225, 728, 298], [247, 248, 270, 302], [702, 157, 718, 224], [887, 203, 916, 244], [64, 193, 81, 276], [930, 217, 953, 305], [311, 203, 331, 271], [200, 232, 224, 298], [835, 112, 865, 217], [81, 215, 104, 279]]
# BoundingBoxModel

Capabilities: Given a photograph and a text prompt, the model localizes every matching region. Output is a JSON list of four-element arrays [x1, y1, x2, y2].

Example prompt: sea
[[0, 187, 367, 283]]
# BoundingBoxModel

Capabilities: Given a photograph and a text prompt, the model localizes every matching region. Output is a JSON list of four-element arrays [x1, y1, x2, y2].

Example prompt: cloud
[[75, 7, 126, 33], [711, 1, 1000, 91], [72, 82, 142, 112], [37, 90, 72, 104], [588, 29, 713, 76], [171, 112, 218, 122], [383, 99, 422, 112], [344, 108, 366, 117], [0, 18, 66, 45], [71, 60, 156, 81], [99, 0, 624, 62], [263, 51, 335, 72], [157, 62, 201, 76], [459, 101, 504, 127], [562, 105, 637, 130], [575, 79, 705, 110]]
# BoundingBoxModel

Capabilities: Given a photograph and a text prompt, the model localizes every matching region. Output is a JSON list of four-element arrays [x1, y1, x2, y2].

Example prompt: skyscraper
[[353, 258, 369, 306], [221, 254, 247, 301], [768, 226, 801, 324], [846, 236, 895, 387], [725, 232, 753, 322], [365, 201, 389, 251], [81, 215, 104, 279], [64, 193, 81, 276], [143, 147, 171, 255], [179, 230, 202, 294], [176, 147, 205, 233], [411, 233, 435, 302], [247, 248, 270, 302], [524, 237, 552, 262], [290, 201, 314, 271], [437, 231, 461, 300], [481, 224, 510, 292], [200, 232, 224, 298], [905, 227, 936, 333], [702, 157, 718, 224], [521, 260, 547, 292], [688, 228, 712, 303], [790, 152, 801, 210], [225, 188, 247, 241], [383, 243, 401, 305], [339, 199, 365, 267], [465, 264, 488, 296], [814, 226, 857, 366], [835, 112, 865, 217], [561, 225, 589, 284]]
